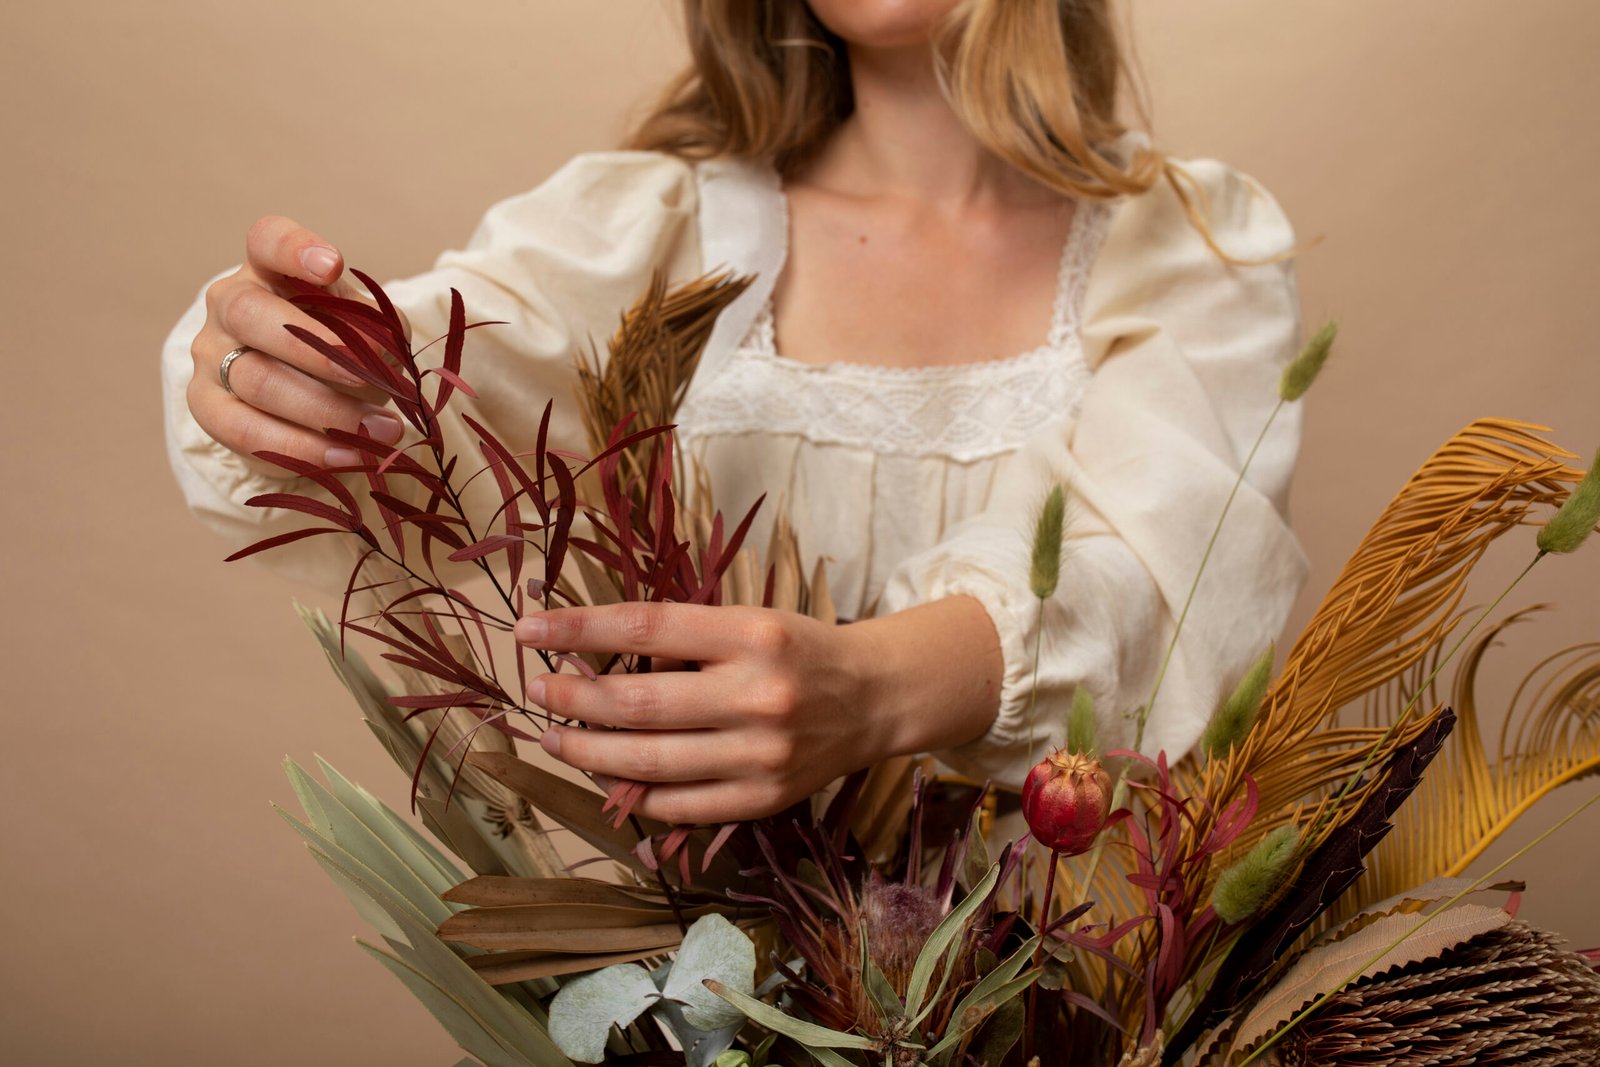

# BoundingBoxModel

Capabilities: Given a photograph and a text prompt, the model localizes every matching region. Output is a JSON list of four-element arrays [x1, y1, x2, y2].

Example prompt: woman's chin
[[807, 0, 959, 51]]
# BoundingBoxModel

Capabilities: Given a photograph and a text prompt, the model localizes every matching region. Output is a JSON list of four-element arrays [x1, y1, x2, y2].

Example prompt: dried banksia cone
[[1201, 643, 1274, 759], [1276, 921, 1600, 1066], [1279, 320, 1337, 402], [1030, 484, 1067, 599], [1537, 447, 1600, 556], [1212, 824, 1299, 924], [1022, 749, 1112, 856], [861, 874, 943, 993]]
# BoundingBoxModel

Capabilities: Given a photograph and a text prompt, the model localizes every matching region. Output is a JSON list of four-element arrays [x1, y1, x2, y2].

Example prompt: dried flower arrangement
[[231, 269, 1600, 1066]]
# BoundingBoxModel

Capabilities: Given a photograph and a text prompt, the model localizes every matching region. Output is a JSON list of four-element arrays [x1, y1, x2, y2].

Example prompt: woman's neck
[[804, 41, 1051, 208]]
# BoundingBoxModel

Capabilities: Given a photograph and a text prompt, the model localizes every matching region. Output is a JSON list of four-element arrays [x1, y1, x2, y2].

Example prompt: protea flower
[[1022, 749, 1113, 856]]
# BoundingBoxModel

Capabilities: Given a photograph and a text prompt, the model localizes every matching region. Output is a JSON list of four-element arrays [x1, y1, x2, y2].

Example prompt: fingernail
[[361, 412, 404, 445], [540, 728, 562, 758], [516, 616, 549, 644], [324, 446, 363, 468], [527, 676, 546, 707], [301, 245, 340, 280]]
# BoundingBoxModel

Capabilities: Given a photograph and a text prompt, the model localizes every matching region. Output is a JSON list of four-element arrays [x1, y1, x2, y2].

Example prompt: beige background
[[3, 2, 1596, 1063]]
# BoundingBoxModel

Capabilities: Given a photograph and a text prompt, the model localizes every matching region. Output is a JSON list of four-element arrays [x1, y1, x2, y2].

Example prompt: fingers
[[245, 214, 345, 288], [529, 670, 734, 731], [539, 727, 728, 785], [515, 603, 780, 662], [202, 275, 374, 391], [624, 779, 794, 825], [188, 354, 404, 470]]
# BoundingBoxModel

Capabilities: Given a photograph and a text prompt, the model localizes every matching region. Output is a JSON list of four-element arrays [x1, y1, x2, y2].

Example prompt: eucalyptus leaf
[[705, 981, 876, 1051], [944, 936, 1039, 1031], [549, 964, 660, 1063], [905, 863, 1001, 1022], [652, 992, 743, 1067], [861, 951, 904, 1025], [923, 972, 1040, 1057], [973, 996, 1026, 1066], [661, 913, 757, 1031], [959, 806, 991, 893]]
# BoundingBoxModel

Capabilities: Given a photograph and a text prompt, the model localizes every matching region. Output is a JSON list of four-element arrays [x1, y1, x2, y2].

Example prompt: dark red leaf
[[248, 449, 361, 515], [689, 494, 765, 605], [447, 534, 527, 562], [223, 525, 344, 562], [244, 492, 359, 530]]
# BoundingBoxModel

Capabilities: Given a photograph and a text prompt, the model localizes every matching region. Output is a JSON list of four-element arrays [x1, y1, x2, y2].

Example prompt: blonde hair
[[628, 0, 1284, 264]]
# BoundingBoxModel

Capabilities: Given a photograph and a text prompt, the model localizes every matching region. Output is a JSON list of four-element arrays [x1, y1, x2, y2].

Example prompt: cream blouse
[[160, 134, 1308, 786]]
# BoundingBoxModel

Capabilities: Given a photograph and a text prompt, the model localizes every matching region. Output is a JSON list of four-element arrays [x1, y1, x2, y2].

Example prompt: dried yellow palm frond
[[1186, 419, 1584, 868], [1066, 421, 1585, 987], [1343, 609, 1600, 912]]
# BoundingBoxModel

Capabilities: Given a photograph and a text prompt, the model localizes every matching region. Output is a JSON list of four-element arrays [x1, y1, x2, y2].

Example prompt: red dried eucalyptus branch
[[224, 271, 762, 861]]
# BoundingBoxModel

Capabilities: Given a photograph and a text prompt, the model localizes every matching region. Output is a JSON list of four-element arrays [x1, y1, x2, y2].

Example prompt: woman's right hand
[[187, 216, 408, 477]]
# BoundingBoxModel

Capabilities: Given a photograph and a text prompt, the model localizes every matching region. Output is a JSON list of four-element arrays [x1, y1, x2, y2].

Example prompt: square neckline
[[741, 189, 1107, 380]]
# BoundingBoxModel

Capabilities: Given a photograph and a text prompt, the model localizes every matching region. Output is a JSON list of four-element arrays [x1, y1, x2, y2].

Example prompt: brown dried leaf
[[467, 751, 660, 873], [436, 917, 687, 954], [465, 947, 666, 986], [442, 875, 667, 909], [1226, 903, 1512, 1057]]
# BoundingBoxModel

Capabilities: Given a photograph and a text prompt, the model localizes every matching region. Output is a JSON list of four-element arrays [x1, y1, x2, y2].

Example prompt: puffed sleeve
[[880, 157, 1310, 785], [161, 151, 702, 592]]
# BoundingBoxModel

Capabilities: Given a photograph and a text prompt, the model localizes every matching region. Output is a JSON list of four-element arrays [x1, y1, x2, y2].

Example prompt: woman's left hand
[[513, 597, 1004, 824]]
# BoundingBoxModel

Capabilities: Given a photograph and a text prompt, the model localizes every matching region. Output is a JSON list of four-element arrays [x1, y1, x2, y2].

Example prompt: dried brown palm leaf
[[1269, 921, 1600, 1067], [1346, 610, 1600, 911], [1187, 419, 1584, 873], [575, 269, 750, 454]]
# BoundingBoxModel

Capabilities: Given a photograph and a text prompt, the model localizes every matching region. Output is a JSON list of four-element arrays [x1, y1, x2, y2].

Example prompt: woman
[[162, 0, 1307, 824]]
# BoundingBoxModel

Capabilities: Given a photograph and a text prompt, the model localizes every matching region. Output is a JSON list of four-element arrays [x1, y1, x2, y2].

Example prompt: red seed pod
[[1022, 749, 1113, 856]]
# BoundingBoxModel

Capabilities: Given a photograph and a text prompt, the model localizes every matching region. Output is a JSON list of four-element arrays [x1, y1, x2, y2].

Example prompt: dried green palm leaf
[[1344, 611, 1600, 912], [279, 759, 570, 1066], [297, 601, 565, 879]]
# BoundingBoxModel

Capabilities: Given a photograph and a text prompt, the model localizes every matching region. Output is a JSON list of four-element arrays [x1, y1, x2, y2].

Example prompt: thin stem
[[1237, 788, 1600, 1067], [1027, 601, 1046, 767], [1075, 406, 1282, 908], [630, 814, 689, 935], [1137, 400, 1284, 752], [1025, 849, 1062, 1066], [1167, 924, 1234, 1040]]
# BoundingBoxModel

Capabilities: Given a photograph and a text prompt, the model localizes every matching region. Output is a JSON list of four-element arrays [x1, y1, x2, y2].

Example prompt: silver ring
[[218, 346, 253, 397]]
